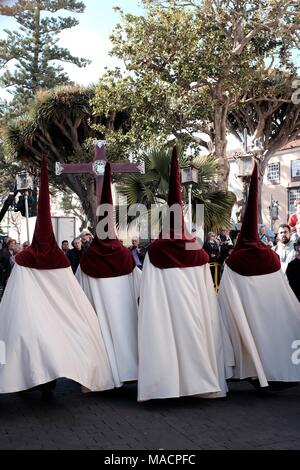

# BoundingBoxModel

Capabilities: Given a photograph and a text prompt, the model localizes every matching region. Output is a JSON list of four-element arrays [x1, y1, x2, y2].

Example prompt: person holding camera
[[129, 236, 145, 270], [216, 229, 233, 264]]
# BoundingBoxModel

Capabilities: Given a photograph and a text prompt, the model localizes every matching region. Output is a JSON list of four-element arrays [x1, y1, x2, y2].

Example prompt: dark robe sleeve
[[286, 261, 300, 302]]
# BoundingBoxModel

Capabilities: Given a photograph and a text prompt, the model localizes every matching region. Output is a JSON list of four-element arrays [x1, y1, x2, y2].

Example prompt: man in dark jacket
[[129, 237, 146, 270], [203, 232, 220, 287], [67, 237, 83, 274], [286, 238, 300, 302]]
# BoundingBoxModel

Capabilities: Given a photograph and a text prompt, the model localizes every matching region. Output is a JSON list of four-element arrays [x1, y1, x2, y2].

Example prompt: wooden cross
[[55, 141, 144, 204]]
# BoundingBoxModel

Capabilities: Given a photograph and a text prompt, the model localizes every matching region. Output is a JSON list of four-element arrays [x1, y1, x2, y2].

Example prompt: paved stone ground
[[0, 379, 300, 450]]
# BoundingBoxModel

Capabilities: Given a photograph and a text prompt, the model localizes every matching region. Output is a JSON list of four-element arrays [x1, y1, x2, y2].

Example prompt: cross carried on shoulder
[[55, 141, 145, 205]]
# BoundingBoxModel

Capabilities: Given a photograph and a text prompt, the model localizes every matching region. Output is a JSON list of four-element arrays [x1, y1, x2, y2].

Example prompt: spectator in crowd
[[216, 228, 233, 263], [22, 241, 29, 249], [291, 222, 300, 245], [2, 236, 10, 248], [258, 225, 272, 246], [67, 237, 83, 274], [203, 232, 220, 285], [129, 236, 145, 270], [272, 224, 296, 273], [0, 238, 17, 284], [203, 232, 220, 263], [288, 199, 300, 229], [61, 240, 69, 254], [286, 238, 300, 302], [10, 245, 23, 271], [80, 230, 93, 251], [220, 245, 234, 276]]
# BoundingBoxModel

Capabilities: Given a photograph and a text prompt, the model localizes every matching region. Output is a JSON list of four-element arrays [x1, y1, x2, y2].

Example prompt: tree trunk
[[214, 104, 230, 192], [257, 166, 264, 224]]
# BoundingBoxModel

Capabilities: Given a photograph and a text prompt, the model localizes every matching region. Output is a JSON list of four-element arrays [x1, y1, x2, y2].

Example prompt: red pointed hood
[[148, 145, 209, 269], [227, 161, 280, 276], [166, 144, 185, 239], [16, 157, 70, 270], [168, 145, 183, 207], [80, 162, 135, 278]]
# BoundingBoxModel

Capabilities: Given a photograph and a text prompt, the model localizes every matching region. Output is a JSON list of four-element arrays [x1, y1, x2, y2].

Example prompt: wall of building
[[261, 147, 300, 232], [228, 145, 300, 233]]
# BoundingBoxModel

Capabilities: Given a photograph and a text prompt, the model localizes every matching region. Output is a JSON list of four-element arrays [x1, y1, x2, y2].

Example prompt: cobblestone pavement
[[0, 379, 300, 450]]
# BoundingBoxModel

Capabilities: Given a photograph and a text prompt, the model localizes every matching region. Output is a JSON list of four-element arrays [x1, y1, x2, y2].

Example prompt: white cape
[[0, 264, 115, 393], [138, 254, 233, 401], [76, 266, 141, 386], [218, 264, 300, 386]]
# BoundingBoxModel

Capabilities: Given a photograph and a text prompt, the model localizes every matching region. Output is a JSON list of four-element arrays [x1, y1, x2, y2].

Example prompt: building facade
[[228, 140, 300, 233]]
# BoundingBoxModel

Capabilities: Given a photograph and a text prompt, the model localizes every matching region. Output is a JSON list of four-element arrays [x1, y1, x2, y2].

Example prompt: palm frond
[[118, 144, 235, 234], [193, 190, 235, 232]]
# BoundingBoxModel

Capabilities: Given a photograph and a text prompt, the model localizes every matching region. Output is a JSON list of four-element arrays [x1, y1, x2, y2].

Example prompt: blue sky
[[0, 0, 145, 98]]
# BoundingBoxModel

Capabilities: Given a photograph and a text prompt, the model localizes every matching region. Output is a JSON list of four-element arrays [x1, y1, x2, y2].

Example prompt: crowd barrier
[[209, 262, 221, 292]]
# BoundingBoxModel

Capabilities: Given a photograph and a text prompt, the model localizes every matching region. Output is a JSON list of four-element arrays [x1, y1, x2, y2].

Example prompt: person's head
[[22, 241, 29, 249], [277, 224, 291, 244], [208, 232, 216, 241], [61, 240, 69, 251], [131, 236, 139, 247], [72, 237, 82, 251], [80, 230, 92, 242], [259, 226, 265, 235], [7, 239, 16, 250], [220, 228, 227, 235]]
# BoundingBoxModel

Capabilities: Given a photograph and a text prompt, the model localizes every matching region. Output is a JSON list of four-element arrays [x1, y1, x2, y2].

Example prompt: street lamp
[[181, 162, 198, 233], [16, 170, 34, 242], [234, 137, 264, 219], [236, 153, 255, 178]]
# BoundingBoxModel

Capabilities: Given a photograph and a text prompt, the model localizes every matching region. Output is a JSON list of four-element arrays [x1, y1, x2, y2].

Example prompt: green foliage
[[3, 85, 96, 164], [2, 84, 135, 227], [3, 84, 133, 166], [93, 0, 300, 191], [119, 144, 234, 232], [0, 0, 89, 112]]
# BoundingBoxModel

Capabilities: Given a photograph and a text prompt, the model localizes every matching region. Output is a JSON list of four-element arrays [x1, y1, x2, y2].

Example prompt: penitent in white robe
[[0, 264, 115, 393], [76, 266, 141, 387], [137, 254, 233, 401], [218, 264, 300, 387]]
